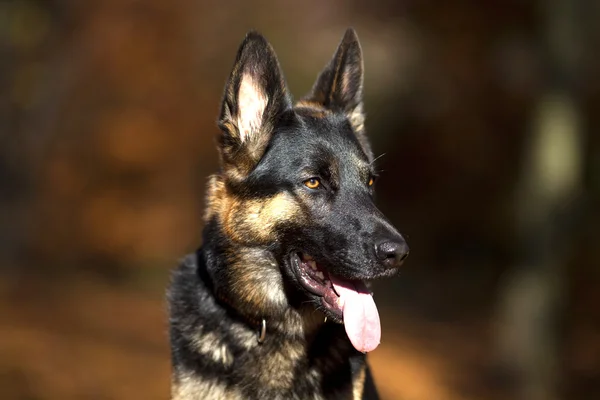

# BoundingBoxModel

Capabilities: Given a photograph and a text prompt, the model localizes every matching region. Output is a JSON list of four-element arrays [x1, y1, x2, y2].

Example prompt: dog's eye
[[368, 177, 374, 187], [304, 178, 321, 189]]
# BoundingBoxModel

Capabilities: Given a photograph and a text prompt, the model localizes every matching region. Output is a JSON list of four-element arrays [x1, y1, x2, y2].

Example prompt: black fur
[[168, 28, 408, 400]]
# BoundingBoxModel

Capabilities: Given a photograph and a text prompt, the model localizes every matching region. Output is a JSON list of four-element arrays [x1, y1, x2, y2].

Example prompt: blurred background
[[1, 1, 599, 399]]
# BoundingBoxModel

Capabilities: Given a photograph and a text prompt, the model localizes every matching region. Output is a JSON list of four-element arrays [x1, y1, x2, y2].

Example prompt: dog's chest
[[176, 328, 364, 399], [226, 331, 364, 399]]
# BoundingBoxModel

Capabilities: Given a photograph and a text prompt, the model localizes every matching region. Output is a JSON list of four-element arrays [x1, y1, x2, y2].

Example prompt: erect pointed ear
[[301, 28, 371, 158], [218, 31, 292, 181]]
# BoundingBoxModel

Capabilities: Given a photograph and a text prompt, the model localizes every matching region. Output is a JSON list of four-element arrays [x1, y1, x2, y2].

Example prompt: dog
[[168, 28, 409, 400]]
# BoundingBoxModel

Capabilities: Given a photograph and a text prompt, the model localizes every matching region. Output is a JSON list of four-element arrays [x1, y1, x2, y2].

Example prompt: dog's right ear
[[217, 31, 292, 181]]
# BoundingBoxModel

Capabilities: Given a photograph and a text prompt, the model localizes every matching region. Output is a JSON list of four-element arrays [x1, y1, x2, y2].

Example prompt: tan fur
[[237, 74, 269, 142], [352, 364, 367, 400], [258, 341, 305, 390], [189, 331, 234, 368], [294, 100, 332, 118], [204, 174, 225, 222], [348, 104, 366, 134], [206, 176, 301, 245], [227, 247, 287, 315], [172, 373, 244, 400], [228, 319, 261, 351], [227, 192, 300, 243], [221, 150, 261, 182], [204, 175, 305, 319]]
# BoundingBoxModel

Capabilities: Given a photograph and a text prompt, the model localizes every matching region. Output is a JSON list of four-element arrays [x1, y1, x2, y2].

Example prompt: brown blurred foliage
[[1, 0, 599, 399]]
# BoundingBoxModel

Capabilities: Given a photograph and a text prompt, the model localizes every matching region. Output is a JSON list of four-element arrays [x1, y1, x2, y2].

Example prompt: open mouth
[[291, 252, 381, 353]]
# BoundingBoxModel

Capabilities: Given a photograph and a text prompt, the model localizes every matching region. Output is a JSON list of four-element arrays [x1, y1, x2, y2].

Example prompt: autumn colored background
[[1, 1, 599, 399]]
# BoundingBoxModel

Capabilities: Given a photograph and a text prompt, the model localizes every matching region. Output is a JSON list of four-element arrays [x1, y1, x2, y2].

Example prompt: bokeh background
[[1, 1, 599, 399]]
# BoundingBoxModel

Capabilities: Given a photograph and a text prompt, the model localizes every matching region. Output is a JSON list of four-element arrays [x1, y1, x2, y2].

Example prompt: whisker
[[370, 153, 386, 166]]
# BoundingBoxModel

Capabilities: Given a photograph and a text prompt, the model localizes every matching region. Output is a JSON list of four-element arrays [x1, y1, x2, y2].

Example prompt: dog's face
[[208, 29, 408, 353]]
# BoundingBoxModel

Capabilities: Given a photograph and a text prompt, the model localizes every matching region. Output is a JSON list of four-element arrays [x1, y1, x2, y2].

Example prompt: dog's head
[[206, 29, 408, 352]]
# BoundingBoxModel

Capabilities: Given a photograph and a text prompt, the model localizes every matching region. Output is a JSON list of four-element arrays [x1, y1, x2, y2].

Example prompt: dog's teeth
[[316, 271, 324, 280], [308, 261, 317, 270]]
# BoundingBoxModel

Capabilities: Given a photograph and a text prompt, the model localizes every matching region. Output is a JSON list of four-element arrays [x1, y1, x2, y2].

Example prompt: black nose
[[375, 239, 409, 268]]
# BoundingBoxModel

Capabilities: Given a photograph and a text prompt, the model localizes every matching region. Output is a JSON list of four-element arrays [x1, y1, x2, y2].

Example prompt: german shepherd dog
[[168, 28, 409, 400]]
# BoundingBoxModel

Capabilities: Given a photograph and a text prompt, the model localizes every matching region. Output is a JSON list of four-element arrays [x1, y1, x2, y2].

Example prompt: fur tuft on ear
[[301, 28, 372, 159], [218, 31, 292, 181]]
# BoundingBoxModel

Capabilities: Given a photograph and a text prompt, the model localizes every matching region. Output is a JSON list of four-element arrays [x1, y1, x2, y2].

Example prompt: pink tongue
[[330, 276, 381, 353]]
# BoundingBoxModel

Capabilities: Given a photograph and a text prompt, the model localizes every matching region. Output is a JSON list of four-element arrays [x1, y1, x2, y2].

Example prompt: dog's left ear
[[218, 31, 292, 181], [302, 28, 372, 158]]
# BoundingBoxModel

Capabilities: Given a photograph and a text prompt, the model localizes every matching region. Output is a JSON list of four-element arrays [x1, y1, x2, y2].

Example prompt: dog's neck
[[200, 231, 326, 344]]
